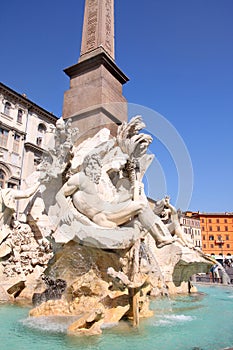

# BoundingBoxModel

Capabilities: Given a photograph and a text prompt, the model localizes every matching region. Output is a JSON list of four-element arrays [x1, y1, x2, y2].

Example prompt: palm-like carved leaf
[[117, 116, 152, 158]]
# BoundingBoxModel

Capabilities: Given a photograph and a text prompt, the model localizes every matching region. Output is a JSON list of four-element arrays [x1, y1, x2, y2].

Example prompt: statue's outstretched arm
[[13, 182, 40, 200], [56, 177, 79, 206], [163, 197, 177, 217]]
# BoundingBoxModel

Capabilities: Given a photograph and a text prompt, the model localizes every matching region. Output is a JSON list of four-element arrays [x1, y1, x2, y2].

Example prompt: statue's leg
[[138, 206, 174, 247], [92, 201, 145, 228], [92, 213, 117, 228], [104, 200, 146, 226]]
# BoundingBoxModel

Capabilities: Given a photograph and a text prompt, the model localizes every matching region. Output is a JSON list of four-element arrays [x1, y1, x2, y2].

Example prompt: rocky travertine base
[[29, 270, 152, 335], [28, 238, 211, 335], [29, 241, 154, 335], [0, 217, 212, 335], [0, 223, 53, 300]]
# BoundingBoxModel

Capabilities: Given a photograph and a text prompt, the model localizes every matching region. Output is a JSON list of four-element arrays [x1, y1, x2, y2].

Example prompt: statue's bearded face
[[84, 155, 102, 184]]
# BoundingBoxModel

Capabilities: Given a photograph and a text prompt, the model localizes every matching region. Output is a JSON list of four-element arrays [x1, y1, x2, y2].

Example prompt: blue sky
[[0, 0, 232, 212]]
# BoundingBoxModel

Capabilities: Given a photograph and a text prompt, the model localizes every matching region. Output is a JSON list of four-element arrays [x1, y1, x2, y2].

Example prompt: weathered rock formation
[[0, 222, 53, 300], [28, 235, 211, 335]]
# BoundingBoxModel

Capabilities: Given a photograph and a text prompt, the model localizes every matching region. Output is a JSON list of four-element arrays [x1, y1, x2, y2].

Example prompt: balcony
[[215, 240, 224, 244]]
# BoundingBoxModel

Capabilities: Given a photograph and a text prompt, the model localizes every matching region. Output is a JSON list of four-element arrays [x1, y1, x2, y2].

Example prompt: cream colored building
[[180, 213, 202, 249], [0, 82, 57, 190]]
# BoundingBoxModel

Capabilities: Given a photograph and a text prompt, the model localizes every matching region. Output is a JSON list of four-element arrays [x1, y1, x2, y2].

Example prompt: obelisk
[[62, 0, 129, 137], [79, 0, 115, 61]]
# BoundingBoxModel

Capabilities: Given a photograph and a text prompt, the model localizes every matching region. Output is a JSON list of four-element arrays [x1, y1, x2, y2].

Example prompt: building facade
[[180, 213, 202, 248], [0, 82, 57, 190], [187, 212, 233, 257]]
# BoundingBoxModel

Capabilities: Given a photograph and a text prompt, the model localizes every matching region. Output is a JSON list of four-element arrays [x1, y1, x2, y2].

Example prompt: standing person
[[210, 265, 215, 282], [213, 264, 220, 283]]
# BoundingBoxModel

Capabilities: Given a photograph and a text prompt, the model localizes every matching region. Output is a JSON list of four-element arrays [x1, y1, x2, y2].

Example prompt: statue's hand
[[164, 196, 170, 206], [60, 198, 78, 225], [60, 208, 76, 225], [38, 169, 50, 184]]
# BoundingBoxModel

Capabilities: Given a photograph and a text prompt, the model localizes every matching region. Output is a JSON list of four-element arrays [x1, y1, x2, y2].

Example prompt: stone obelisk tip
[[80, 0, 115, 61]]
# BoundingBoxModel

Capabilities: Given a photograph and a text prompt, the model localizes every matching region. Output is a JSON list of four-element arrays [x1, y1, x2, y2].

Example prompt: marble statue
[[53, 116, 175, 248], [0, 182, 40, 228], [154, 196, 194, 248]]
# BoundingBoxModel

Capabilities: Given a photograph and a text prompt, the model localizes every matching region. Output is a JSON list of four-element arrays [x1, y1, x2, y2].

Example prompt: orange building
[[187, 212, 233, 257]]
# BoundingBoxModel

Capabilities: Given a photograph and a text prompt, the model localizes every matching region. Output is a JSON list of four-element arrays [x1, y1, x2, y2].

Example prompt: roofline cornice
[[24, 142, 46, 154], [0, 82, 58, 123]]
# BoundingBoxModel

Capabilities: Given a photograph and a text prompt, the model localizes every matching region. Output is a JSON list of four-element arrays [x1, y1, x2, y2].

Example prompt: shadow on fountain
[[32, 275, 67, 306]]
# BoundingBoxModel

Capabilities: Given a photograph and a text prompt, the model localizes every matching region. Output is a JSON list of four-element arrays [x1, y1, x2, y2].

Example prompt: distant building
[[0, 82, 57, 189], [179, 213, 202, 248], [186, 212, 233, 257]]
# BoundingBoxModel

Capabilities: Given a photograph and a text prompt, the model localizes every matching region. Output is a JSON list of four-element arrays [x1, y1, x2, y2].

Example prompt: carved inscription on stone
[[87, 0, 98, 51], [81, 0, 114, 58], [105, 0, 112, 53]]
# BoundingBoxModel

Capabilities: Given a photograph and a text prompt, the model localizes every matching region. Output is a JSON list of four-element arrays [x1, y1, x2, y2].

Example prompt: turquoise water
[[0, 284, 233, 350]]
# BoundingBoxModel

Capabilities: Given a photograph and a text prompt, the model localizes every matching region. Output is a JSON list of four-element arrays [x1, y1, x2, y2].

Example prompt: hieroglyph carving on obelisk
[[80, 0, 115, 60]]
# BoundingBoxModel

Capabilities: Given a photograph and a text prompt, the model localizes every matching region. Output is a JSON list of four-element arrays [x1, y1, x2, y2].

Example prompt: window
[[208, 219, 212, 223], [203, 235, 206, 240], [216, 219, 219, 223], [209, 226, 212, 231], [13, 133, 20, 153], [38, 123, 46, 133], [7, 182, 16, 188], [0, 169, 6, 188], [210, 244, 214, 248], [201, 219, 204, 223], [209, 235, 214, 241], [225, 226, 228, 231], [203, 244, 206, 248], [217, 235, 222, 241], [224, 219, 227, 223], [34, 154, 42, 166], [202, 226, 205, 231], [226, 235, 229, 241], [17, 109, 23, 123], [217, 226, 220, 231], [0, 128, 9, 148], [4, 101, 11, 115], [36, 137, 42, 147], [36, 123, 46, 147], [227, 244, 230, 249]]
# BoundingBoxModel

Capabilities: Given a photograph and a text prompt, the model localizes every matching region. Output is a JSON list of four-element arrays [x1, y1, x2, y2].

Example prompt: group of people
[[223, 258, 233, 268], [209, 260, 232, 284]]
